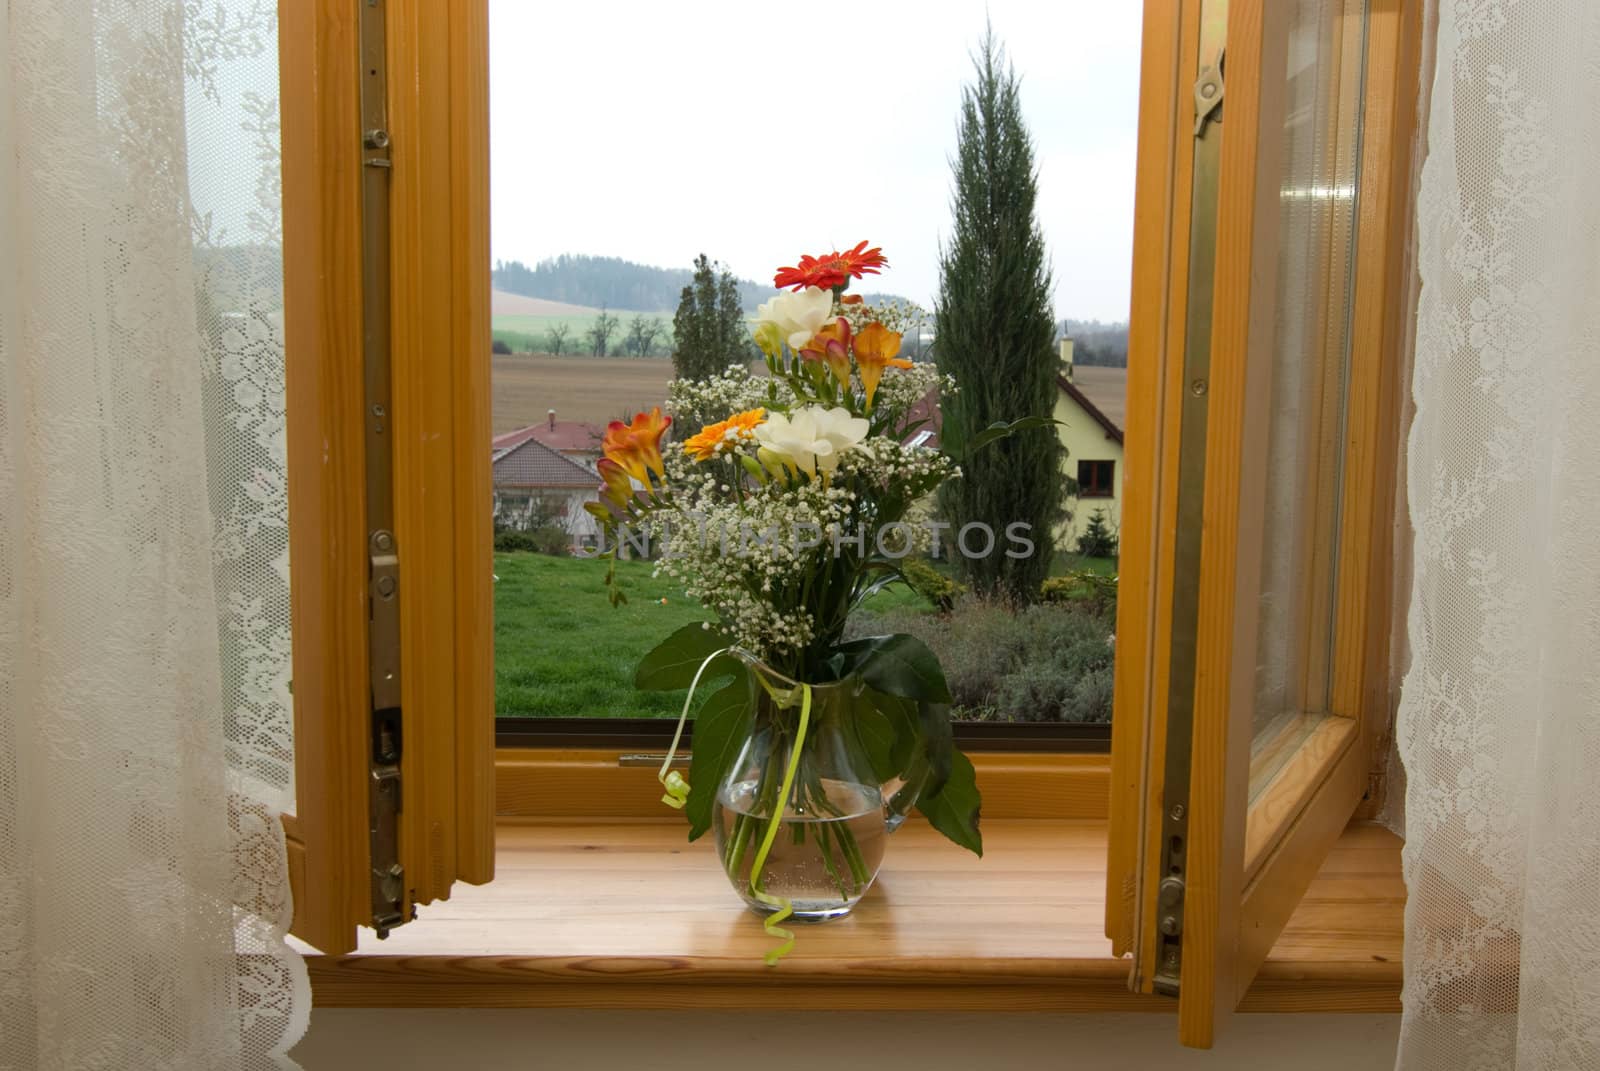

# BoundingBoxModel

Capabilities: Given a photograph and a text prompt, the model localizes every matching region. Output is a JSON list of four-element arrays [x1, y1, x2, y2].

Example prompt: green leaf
[[915, 699, 955, 797], [852, 700, 897, 784], [916, 748, 982, 856], [829, 633, 952, 704], [854, 688, 917, 784], [634, 622, 737, 691], [684, 677, 753, 842], [957, 415, 1060, 460]]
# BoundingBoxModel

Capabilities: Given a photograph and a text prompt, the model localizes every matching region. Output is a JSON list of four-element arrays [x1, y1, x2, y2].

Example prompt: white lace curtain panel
[[1397, 0, 1600, 1068], [0, 1, 306, 1067]]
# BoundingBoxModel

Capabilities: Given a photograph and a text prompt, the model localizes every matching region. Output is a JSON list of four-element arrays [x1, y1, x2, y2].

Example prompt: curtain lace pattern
[[1399, 1, 1600, 1068], [0, 0, 306, 1067]]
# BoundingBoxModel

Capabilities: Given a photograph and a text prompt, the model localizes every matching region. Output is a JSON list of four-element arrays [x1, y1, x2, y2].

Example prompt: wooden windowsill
[[305, 818, 1403, 1011]]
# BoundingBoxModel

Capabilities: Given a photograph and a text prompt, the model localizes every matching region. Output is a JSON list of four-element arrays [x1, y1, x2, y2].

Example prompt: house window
[[1078, 460, 1115, 498], [488, 2, 1140, 737]]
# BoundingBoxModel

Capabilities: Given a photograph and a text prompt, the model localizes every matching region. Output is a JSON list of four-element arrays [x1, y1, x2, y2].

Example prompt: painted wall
[[1053, 386, 1124, 550], [293, 1010, 1400, 1070]]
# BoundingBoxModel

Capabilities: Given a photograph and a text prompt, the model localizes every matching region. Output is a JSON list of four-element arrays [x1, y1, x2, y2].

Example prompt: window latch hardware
[[359, 0, 403, 938], [1194, 46, 1226, 137]]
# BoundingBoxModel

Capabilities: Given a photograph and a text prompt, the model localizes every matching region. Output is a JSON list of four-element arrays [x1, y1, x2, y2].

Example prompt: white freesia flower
[[751, 286, 835, 350], [753, 406, 870, 476]]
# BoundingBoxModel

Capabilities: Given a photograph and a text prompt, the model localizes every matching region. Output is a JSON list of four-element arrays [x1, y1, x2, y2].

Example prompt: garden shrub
[[1075, 507, 1119, 558], [848, 596, 1115, 723], [900, 557, 967, 612], [494, 530, 540, 553], [1040, 570, 1118, 613]]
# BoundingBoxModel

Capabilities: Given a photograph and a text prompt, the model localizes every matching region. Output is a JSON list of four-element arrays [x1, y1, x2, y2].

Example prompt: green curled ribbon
[[655, 648, 811, 965], [656, 647, 731, 810], [746, 680, 810, 966]]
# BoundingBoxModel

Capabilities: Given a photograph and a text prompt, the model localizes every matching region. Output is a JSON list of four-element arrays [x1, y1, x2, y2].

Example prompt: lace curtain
[[1398, 1, 1600, 1067], [0, 1, 306, 1067]]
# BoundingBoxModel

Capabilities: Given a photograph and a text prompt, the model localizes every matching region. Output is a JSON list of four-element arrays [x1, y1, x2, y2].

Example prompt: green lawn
[[494, 550, 1115, 718], [495, 552, 706, 718]]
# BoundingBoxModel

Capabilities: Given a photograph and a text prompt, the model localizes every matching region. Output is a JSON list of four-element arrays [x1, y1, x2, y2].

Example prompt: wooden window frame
[[1077, 459, 1117, 499], [280, 0, 494, 955], [1105, 0, 1422, 1048], [278, 1, 1419, 1025]]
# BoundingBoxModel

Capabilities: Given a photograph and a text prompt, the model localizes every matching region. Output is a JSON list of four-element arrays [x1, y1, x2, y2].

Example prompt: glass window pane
[[1249, 0, 1369, 795], [489, 2, 1141, 724]]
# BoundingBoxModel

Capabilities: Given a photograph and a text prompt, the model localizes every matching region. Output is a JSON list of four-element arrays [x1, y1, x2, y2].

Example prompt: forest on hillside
[[491, 253, 917, 315], [492, 254, 773, 312]]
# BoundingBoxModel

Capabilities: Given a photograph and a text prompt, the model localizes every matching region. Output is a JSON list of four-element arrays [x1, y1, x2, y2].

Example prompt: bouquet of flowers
[[587, 243, 1046, 956]]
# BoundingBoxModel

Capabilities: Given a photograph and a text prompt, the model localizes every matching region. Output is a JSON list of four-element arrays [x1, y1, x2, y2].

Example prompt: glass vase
[[712, 653, 888, 920]]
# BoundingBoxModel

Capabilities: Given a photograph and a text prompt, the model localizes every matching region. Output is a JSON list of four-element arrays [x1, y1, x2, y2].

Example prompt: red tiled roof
[[490, 437, 599, 490], [492, 420, 604, 458]]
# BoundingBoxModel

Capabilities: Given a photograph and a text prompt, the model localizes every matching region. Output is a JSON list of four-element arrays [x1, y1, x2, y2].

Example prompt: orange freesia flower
[[682, 408, 767, 461], [798, 317, 853, 388], [596, 457, 635, 509], [852, 322, 912, 407], [773, 240, 888, 292], [602, 407, 671, 485]]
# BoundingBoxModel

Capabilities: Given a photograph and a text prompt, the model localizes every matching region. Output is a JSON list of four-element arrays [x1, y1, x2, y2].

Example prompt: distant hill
[[492, 253, 917, 315], [492, 254, 767, 313], [491, 291, 604, 317]]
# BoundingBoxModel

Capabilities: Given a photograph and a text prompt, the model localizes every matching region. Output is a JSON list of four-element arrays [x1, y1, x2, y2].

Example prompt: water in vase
[[714, 776, 887, 919]]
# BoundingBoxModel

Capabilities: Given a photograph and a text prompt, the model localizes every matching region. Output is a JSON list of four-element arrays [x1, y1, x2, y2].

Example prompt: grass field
[[492, 311, 673, 360], [492, 352, 674, 433], [495, 551, 1115, 718]]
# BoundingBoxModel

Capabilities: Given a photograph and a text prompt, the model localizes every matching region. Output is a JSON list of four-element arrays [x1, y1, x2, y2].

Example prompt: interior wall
[[293, 1010, 1400, 1070]]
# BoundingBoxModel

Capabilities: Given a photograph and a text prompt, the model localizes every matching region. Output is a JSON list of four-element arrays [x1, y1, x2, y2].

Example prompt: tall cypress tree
[[935, 28, 1061, 602], [672, 254, 751, 382]]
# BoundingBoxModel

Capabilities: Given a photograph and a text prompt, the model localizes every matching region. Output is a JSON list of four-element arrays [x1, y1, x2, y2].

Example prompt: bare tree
[[627, 314, 662, 357], [546, 322, 571, 356], [587, 305, 620, 357]]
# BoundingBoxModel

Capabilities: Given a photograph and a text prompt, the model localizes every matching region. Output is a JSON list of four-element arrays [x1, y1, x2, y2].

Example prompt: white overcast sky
[[488, 1, 1144, 323]]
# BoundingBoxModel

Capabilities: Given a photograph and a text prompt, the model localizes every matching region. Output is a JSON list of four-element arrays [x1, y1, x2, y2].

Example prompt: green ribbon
[[746, 680, 810, 966], [656, 646, 731, 809], [655, 648, 811, 965]]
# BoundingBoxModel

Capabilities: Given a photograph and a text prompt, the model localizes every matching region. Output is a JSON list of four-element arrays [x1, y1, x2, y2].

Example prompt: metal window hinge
[[359, 0, 404, 939], [1194, 46, 1226, 137]]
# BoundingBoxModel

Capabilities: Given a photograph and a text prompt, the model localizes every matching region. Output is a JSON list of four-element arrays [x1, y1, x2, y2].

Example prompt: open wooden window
[[277, 0, 495, 955], [1107, 0, 1420, 1047]]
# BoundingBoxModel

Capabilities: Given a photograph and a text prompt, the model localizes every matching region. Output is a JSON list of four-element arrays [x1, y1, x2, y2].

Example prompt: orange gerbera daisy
[[773, 240, 888, 292], [682, 408, 766, 461], [602, 407, 672, 486], [798, 317, 853, 388], [852, 322, 913, 407]]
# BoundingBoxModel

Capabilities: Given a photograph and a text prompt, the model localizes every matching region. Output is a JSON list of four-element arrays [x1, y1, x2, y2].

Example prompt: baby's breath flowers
[[590, 243, 975, 674], [588, 244, 1000, 941]]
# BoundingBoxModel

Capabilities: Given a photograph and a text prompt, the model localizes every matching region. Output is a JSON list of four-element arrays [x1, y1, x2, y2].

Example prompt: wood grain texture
[[1236, 741, 1368, 1005], [1178, 0, 1286, 1046], [1175, 1, 1417, 1044], [1107, 0, 1192, 965], [1243, 716, 1357, 905], [280, 0, 371, 957], [495, 749, 1111, 820], [385, 0, 496, 911], [1332, 0, 1424, 820], [447, 0, 496, 888], [305, 820, 1403, 1012]]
